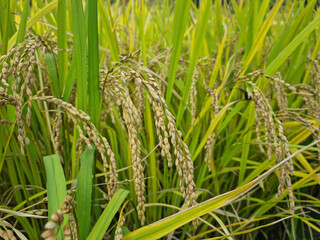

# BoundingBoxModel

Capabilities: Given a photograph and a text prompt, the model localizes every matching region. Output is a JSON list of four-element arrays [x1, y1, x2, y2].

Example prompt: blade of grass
[[58, 0, 68, 88], [45, 53, 60, 98], [62, 56, 76, 102], [87, 0, 100, 223], [0, 0, 11, 54], [70, 0, 87, 111], [44, 154, 67, 240], [88, 0, 100, 128], [16, 0, 30, 44], [165, 0, 192, 103], [76, 146, 95, 240], [87, 189, 129, 240]]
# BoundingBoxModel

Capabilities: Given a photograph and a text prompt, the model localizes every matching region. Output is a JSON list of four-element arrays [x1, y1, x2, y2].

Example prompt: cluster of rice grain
[[25, 208, 47, 216], [97, 50, 197, 224], [238, 71, 297, 211], [189, 65, 198, 126], [305, 59, 320, 159], [0, 40, 35, 155], [115, 215, 126, 240], [32, 94, 119, 197], [41, 195, 75, 240], [204, 88, 219, 172], [0, 229, 16, 240], [1, 36, 122, 198]]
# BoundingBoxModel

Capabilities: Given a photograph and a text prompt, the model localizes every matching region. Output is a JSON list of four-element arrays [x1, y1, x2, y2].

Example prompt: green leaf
[[88, 0, 100, 127], [165, 0, 192, 103], [16, 0, 30, 44], [70, 0, 87, 111], [58, 0, 68, 88], [87, 189, 129, 240], [0, 0, 12, 54], [62, 56, 76, 102], [44, 154, 67, 240], [76, 146, 95, 240], [45, 53, 60, 98]]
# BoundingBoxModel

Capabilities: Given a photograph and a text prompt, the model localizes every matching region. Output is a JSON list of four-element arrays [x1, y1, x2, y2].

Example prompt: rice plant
[[0, 0, 320, 239]]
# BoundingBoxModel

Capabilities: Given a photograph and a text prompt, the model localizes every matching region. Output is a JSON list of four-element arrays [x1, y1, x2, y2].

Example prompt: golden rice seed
[[121, 77, 141, 127], [36, 210, 45, 216], [115, 226, 123, 240], [63, 224, 71, 236], [134, 77, 145, 118], [64, 197, 72, 207], [205, 131, 214, 172], [63, 206, 72, 214], [274, 140, 283, 164], [1, 79, 10, 90], [0, 229, 4, 238], [273, 78, 287, 111], [255, 112, 265, 153], [151, 100, 170, 161], [61, 202, 68, 212], [163, 131, 172, 165], [56, 209, 64, 223], [2, 61, 8, 76], [14, 94, 26, 155], [286, 173, 295, 212], [51, 213, 59, 223], [69, 215, 78, 239], [264, 127, 272, 160], [0, 55, 6, 62], [53, 110, 62, 154], [102, 136, 119, 193], [41, 229, 55, 239], [289, 194, 295, 212], [63, 233, 71, 240], [44, 221, 57, 230], [6, 230, 13, 239], [119, 216, 126, 226], [276, 168, 286, 199], [190, 66, 198, 126]]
